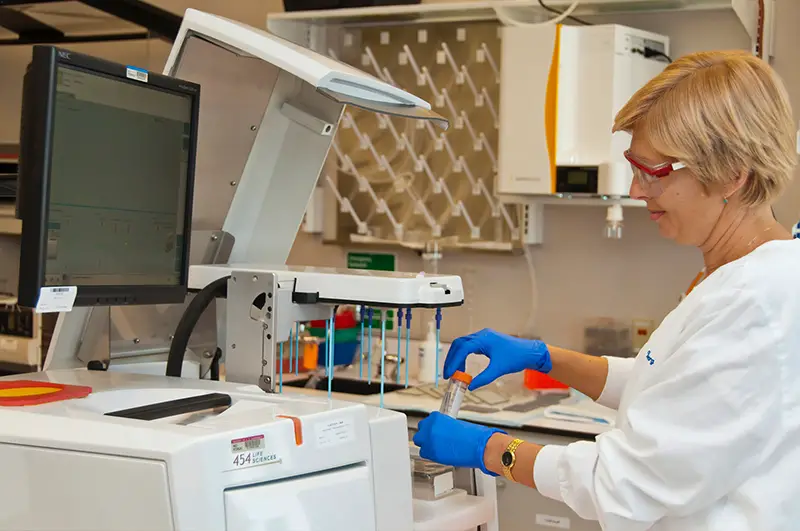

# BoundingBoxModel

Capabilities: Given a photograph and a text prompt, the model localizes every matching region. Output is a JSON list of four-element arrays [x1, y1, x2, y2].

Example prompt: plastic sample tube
[[439, 370, 472, 418]]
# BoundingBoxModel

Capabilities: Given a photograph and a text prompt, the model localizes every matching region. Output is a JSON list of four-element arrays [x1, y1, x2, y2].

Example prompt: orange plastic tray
[[0, 380, 92, 406]]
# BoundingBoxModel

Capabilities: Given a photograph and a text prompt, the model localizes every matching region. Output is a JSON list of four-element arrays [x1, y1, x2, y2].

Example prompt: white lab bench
[[281, 367, 608, 531]]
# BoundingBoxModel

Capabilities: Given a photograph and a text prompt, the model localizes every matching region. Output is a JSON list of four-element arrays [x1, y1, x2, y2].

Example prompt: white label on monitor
[[126, 66, 149, 83], [35, 286, 77, 314], [536, 514, 571, 529]]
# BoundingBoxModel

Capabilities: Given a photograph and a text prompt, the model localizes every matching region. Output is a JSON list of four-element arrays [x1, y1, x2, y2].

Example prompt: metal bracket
[[225, 269, 332, 392], [201, 230, 235, 265], [225, 271, 278, 391]]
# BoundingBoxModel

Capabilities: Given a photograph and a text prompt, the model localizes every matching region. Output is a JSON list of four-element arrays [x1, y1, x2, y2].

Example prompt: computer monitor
[[16, 46, 200, 309]]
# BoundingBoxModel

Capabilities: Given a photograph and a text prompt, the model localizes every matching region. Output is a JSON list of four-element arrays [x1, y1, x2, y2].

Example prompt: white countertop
[[279, 364, 614, 439]]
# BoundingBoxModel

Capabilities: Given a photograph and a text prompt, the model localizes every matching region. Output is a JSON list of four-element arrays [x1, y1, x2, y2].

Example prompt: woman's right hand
[[443, 329, 552, 390]]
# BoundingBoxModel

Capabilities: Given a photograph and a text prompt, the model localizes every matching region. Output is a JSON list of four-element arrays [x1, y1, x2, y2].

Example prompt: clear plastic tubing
[[439, 370, 473, 418]]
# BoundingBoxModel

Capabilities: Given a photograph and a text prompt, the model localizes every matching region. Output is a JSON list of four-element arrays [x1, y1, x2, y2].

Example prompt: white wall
[[288, 2, 800, 350], [0, 1, 797, 352]]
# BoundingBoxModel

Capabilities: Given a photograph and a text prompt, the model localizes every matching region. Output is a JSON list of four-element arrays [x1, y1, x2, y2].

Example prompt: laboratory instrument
[[439, 370, 472, 418], [2, 9, 498, 531], [16, 48, 199, 309], [496, 23, 669, 239], [496, 23, 670, 199]]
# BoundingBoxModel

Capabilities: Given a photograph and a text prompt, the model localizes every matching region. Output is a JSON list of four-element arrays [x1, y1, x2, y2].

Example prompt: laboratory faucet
[[304, 367, 329, 389], [377, 353, 404, 381]]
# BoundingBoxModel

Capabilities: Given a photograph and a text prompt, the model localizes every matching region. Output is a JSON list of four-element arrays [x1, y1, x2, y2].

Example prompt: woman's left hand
[[412, 411, 505, 475]]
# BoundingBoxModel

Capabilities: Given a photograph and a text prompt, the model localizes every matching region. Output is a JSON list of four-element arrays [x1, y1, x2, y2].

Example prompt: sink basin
[[284, 376, 405, 395]]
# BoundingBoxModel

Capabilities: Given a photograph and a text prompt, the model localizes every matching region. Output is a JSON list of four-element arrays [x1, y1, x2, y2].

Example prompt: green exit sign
[[346, 252, 396, 272], [347, 252, 396, 330]]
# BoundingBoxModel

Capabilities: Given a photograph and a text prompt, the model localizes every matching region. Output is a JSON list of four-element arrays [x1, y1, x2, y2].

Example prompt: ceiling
[[0, 0, 183, 45]]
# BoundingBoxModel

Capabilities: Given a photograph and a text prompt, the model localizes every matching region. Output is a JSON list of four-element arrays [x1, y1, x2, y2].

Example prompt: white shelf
[[270, 0, 754, 26], [497, 195, 647, 208], [413, 490, 495, 531], [348, 234, 515, 253]]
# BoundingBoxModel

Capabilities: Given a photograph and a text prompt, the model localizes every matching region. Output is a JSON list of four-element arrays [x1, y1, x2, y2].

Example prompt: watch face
[[501, 451, 514, 467]]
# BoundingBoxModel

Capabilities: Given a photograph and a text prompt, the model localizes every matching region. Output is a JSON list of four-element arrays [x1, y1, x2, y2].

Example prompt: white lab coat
[[534, 239, 800, 530]]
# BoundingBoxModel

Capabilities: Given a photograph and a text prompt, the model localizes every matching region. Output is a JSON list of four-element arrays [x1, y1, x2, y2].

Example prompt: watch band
[[502, 438, 524, 481]]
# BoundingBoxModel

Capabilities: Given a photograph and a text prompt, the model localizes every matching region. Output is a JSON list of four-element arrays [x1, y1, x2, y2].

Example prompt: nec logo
[[646, 350, 655, 366], [57, 51, 71, 60]]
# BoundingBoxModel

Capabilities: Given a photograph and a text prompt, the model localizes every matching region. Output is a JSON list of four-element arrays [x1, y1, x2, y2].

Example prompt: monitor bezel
[[17, 45, 200, 309]]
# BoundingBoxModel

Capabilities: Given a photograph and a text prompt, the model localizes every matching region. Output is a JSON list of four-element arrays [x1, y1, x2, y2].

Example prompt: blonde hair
[[613, 50, 797, 206]]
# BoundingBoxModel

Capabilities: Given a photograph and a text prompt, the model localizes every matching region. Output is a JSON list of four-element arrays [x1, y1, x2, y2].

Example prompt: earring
[[723, 198, 728, 204]]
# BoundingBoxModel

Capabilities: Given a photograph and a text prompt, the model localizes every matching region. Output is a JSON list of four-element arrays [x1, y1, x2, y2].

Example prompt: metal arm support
[[225, 270, 330, 391]]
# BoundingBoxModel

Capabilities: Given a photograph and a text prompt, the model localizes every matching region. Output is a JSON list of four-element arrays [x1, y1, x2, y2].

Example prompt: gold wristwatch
[[501, 438, 524, 481]]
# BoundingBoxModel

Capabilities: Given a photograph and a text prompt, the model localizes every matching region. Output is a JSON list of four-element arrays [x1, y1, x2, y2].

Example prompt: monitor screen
[[48, 65, 190, 288], [17, 47, 199, 308]]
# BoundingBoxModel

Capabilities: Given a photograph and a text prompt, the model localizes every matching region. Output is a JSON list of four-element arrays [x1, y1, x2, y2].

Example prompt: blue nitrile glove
[[413, 411, 505, 476], [443, 328, 552, 390]]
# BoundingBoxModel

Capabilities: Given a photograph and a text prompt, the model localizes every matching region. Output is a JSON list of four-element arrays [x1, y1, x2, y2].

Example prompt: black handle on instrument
[[105, 392, 231, 421]]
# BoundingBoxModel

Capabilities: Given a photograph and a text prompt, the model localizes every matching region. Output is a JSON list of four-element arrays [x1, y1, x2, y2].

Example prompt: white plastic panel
[[224, 465, 375, 531], [0, 446, 173, 531], [189, 264, 464, 307], [166, 9, 443, 118]]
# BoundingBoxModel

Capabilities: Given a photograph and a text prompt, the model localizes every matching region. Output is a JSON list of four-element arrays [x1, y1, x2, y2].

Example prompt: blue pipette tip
[[295, 323, 300, 376], [434, 308, 442, 388], [395, 310, 403, 385], [279, 341, 284, 393], [330, 308, 337, 397], [380, 313, 386, 409], [327, 317, 334, 398], [288, 329, 293, 373], [404, 307, 411, 388], [359, 314, 366, 379], [367, 308, 374, 384], [396, 310, 404, 381]]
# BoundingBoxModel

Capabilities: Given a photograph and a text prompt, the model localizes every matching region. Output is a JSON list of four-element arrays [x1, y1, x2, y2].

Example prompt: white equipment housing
[[0, 370, 415, 531], [45, 8, 449, 373], [190, 265, 464, 309], [496, 24, 669, 199], [5, 9, 497, 531]]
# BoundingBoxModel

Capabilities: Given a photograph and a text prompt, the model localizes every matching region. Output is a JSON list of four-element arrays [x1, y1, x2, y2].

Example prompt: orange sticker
[[0, 381, 92, 406]]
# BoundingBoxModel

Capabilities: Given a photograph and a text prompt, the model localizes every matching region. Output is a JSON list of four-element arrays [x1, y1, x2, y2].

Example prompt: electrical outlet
[[631, 318, 654, 352]]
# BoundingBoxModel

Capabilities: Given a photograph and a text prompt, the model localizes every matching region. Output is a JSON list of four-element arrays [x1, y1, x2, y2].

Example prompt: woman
[[413, 50, 800, 530]]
